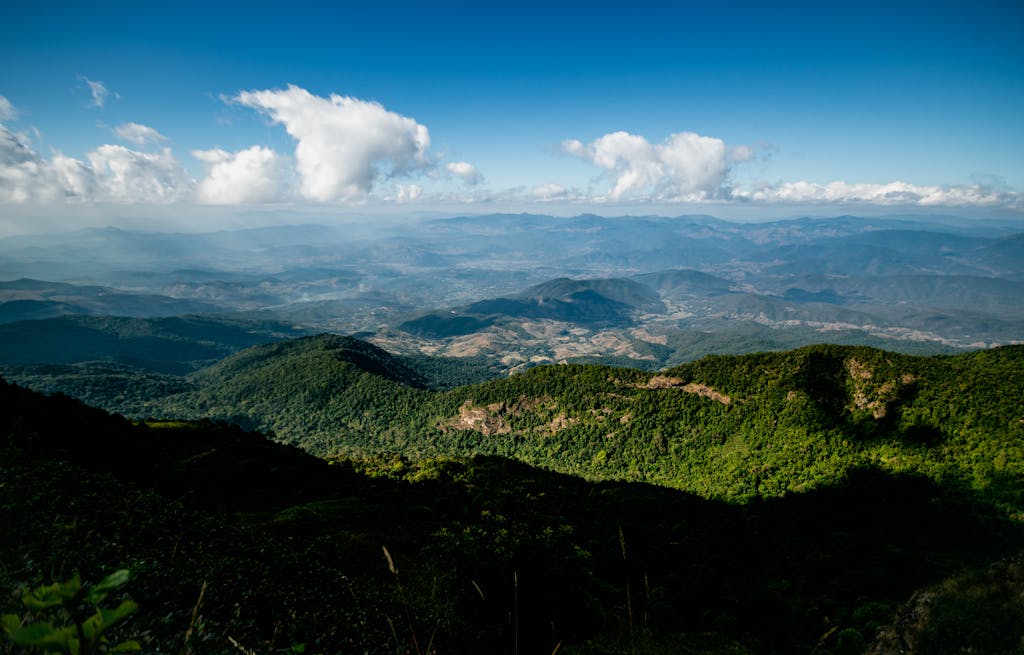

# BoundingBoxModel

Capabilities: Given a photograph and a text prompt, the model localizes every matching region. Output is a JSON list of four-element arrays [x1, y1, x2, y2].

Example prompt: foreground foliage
[[2, 571, 139, 655]]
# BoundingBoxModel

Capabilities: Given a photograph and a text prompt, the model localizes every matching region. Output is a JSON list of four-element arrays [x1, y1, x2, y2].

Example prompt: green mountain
[[397, 277, 665, 338], [120, 336, 1024, 513], [520, 277, 665, 313], [0, 314, 313, 374], [632, 268, 735, 297], [3, 377, 1022, 654]]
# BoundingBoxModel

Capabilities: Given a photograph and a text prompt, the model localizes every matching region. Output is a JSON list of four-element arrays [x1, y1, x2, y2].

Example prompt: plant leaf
[[3, 621, 79, 654], [110, 640, 143, 652], [85, 570, 130, 604], [22, 575, 81, 610]]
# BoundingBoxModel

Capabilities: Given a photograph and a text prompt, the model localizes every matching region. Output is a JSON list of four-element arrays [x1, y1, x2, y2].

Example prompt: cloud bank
[[0, 89, 1018, 210], [736, 180, 1017, 207]]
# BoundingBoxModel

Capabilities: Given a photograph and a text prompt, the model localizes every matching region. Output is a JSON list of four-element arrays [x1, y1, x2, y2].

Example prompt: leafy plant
[[2, 570, 140, 655]]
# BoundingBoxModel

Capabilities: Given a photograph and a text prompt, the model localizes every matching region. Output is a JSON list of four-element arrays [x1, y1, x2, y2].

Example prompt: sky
[[1, 0, 1023, 231]]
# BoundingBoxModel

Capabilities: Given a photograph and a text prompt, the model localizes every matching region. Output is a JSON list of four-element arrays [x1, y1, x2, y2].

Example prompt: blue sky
[[1, 0, 1022, 224]]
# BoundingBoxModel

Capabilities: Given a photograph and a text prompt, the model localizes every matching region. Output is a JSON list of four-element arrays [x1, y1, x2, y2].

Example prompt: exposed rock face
[[845, 358, 916, 419], [638, 376, 732, 404], [439, 400, 511, 436]]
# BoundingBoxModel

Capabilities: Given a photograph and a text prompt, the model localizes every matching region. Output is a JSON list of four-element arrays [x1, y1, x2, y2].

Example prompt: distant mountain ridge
[[398, 276, 664, 338], [0, 277, 222, 322], [1, 213, 1021, 367], [0, 314, 312, 374]]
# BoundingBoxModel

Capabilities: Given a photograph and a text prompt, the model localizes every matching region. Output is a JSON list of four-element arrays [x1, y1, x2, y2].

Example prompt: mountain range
[[3, 344, 1023, 654], [2, 212, 1023, 654], [1, 214, 1021, 367]]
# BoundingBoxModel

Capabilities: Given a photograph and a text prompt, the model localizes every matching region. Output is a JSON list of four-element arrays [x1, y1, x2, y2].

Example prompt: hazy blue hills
[[632, 268, 736, 296], [1, 214, 1020, 354], [0, 277, 222, 321]]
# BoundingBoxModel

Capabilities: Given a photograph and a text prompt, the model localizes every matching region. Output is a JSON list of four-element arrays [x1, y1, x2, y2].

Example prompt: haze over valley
[[2, 213, 1021, 383]]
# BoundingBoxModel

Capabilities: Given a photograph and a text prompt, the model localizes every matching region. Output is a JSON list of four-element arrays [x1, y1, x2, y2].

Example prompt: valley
[[2, 212, 1023, 654]]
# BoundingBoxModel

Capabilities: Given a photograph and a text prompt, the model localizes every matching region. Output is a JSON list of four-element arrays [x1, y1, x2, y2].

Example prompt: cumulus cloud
[[234, 84, 431, 202], [192, 146, 284, 204], [446, 161, 483, 185], [0, 122, 193, 204], [86, 145, 193, 202], [114, 122, 167, 146], [80, 77, 114, 108], [0, 125, 64, 202], [0, 96, 17, 122], [529, 183, 569, 201], [394, 184, 423, 203], [563, 130, 739, 201], [737, 180, 1021, 207]]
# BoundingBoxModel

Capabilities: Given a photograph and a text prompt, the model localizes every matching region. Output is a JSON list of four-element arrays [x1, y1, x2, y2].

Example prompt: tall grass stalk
[[383, 545, 424, 655]]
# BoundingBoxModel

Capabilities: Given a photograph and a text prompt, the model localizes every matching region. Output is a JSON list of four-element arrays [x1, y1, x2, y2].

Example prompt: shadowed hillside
[[2, 378, 1022, 654]]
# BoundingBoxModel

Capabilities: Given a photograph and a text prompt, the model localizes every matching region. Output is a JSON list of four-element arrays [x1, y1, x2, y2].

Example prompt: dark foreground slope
[[2, 379, 1023, 654]]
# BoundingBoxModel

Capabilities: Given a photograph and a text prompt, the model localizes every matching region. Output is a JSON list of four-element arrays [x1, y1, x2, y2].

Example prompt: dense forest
[[62, 336, 1020, 515], [2, 377, 1023, 654], [3, 336, 1024, 653]]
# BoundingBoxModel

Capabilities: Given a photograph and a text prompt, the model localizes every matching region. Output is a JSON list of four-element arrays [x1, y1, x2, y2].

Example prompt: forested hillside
[[98, 336, 1024, 513], [3, 378, 1022, 654]]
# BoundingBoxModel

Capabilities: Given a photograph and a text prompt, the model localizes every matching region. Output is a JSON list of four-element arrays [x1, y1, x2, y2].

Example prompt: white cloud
[[446, 161, 483, 185], [193, 146, 284, 204], [0, 127, 194, 204], [394, 184, 423, 203], [529, 183, 569, 201], [656, 132, 731, 195], [80, 77, 113, 109], [0, 96, 17, 122], [0, 125, 63, 202], [86, 145, 193, 202], [49, 153, 96, 198], [737, 180, 1021, 207], [114, 122, 168, 146], [563, 130, 739, 201], [729, 145, 755, 162], [234, 84, 431, 202]]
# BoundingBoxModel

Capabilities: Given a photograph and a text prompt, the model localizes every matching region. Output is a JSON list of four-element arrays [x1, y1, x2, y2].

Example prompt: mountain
[[397, 276, 665, 338], [60, 335, 1016, 514], [0, 278, 222, 322], [3, 376, 1022, 654], [2, 216, 1020, 356], [0, 314, 312, 374], [632, 268, 735, 297]]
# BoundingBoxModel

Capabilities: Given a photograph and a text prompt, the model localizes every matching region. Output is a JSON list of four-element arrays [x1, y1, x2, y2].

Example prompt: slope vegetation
[[3, 378, 1022, 654], [134, 337, 1024, 512]]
